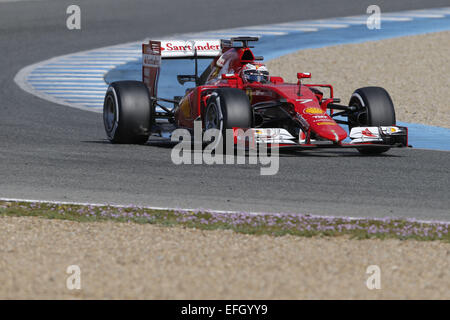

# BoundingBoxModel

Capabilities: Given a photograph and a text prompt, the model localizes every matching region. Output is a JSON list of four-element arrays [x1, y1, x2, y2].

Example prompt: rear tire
[[103, 81, 153, 144], [348, 87, 395, 155]]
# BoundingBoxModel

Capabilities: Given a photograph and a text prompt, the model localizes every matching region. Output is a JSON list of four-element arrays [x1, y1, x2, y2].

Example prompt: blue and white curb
[[14, 7, 450, 150], [14, 41, 142, 113]]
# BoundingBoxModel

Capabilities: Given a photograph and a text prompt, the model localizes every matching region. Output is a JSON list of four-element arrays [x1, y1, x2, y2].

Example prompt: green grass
[[0, 200, 449, 242]]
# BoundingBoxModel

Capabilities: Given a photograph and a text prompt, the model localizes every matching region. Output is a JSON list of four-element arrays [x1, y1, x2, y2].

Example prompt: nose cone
[[301, 110, 348, 142], [293, 87, 348, 143], [312, 123, 348, 142]]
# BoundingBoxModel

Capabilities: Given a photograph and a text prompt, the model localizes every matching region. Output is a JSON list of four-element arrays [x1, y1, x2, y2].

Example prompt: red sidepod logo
[[362, 128, 377, 137]]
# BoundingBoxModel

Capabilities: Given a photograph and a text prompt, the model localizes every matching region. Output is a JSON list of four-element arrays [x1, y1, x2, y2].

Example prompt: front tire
[[103, 81, 153, 144], [204, 88, 253, 148], [348, 87, 396, 155]]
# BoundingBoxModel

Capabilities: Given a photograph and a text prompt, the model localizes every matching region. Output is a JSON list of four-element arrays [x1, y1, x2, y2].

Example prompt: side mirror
[[221, 73, 239, 80], [270, 76, 284, 84], [177, 75, 197, 85], [297, 72, 311, 79]]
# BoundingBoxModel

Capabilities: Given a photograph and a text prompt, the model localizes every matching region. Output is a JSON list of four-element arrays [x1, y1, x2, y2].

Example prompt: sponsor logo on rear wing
[[145, 40, 222, 59]]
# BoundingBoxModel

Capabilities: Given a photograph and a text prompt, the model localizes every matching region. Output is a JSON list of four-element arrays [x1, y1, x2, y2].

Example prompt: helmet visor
[[244, 70, 269, 83]]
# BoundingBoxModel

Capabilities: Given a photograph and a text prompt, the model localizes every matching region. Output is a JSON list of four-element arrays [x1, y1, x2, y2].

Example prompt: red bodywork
[[171, 45, 347, 143], [142, 39, 407, 149]]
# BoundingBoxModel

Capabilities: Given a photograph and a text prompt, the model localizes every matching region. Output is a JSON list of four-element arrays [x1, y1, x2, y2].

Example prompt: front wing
[[232, 126, 409, 149]]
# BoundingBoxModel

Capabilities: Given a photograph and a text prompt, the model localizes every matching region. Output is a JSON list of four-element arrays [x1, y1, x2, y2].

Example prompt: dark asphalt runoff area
[[0, 0, 449, 221]]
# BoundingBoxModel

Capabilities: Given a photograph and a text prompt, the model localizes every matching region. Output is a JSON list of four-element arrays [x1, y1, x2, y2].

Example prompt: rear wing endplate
[[142, 40, 161, 98]]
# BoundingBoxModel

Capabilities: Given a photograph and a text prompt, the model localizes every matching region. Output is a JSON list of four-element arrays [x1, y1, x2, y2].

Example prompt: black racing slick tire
[[205, 88, 253, 129], [348, 86, 396, 155], [204, 88, 253, 148], [103, 81, 153, 144]]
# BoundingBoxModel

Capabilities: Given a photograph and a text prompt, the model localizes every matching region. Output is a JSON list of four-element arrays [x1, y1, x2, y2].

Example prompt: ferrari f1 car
[[103, 37, 408, 154]]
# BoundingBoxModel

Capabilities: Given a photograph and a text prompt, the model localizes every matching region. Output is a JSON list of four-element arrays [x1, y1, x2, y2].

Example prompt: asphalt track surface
[[1, 0, 449, 221]]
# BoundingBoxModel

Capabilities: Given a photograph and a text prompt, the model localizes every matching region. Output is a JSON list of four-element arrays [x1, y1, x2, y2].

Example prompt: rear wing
[[142, 37, 260, 98], [142, 40, 222, 98]]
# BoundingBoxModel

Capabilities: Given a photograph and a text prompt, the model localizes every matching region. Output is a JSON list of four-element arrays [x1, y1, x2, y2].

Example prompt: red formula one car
[[103, 37, 407, 154]]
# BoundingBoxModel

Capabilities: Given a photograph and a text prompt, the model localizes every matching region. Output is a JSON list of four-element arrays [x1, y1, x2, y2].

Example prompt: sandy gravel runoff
[[1, 216, 449, 299], [267, 31, 450, 128]]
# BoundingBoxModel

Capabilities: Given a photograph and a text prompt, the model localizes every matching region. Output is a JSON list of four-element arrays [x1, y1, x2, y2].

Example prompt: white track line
[[43, 90, 106, 94], [29, 73, 104, 76], [242, 25, 319, 32], [276, 22, 350, 28], [390, 13, 445, 18], [50, 94, 105, 98], [28, 77, 105, 80], [1, 197, 448, 225]]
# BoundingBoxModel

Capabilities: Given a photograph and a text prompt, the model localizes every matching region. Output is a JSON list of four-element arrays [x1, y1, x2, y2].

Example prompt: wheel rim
[[348, 97, 368, 129], [104, 94, 116, 132], [205, 102, 221, 130]]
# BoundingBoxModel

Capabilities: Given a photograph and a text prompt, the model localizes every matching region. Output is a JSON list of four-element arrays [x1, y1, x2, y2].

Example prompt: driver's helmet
[[240, 63, 270, 83]]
